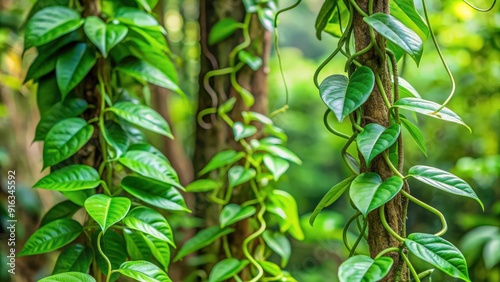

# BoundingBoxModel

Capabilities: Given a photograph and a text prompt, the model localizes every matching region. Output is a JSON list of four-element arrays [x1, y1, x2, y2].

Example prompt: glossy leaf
[[18, 219, 82, 256], [350, 173, 404, 216], [242, 111, 273, 125], [115, 7, 162, 32], [199, 150, 246, 176], [123, 207, 175, 246], [26, 0, 70, 20], [338, 255, 393, 282], [208, 258, 249, 282], [408, 166, 483, 209], [39, 272, 95, 282], [393, 98, 470, 130], [128, 143, 167, 159], [34, 165, 101, 191], [25, 52, 58, 82], [259, 261, 282, 277], [397, 77, 421, 98], [142, 233, 171, 269], [364, 13, 423, 64], [53, 244, 93, 274], [185, 179, 220, 193], [118, 261, 171, 282], [315, 0, 337, 40], [56, 43, 97, 96], [263, 231, 291, 267], [25, 6, 83, 49], [400, 117, 427, 156], [357, 123, 401, 165], [43, 118, 94, 168], [228, 166, 256, 189], [209, 18, 241, 45], [320, 66, 375, 123], [41, 200, 81, 226], [390, 0, 429, 39], [109, 101, 172, 138], [254, 143, 302, 165], [36, 76, 62, 115], [310, 175, 355, 226], [263, 154, 289, 181], [405, 233, 470, 281], [268, 190, 304, 240], [233, 122, 257, 141], [84, 195, 131, 233], [124, 228, 152, 261], [93, 230, 127, 278], [121, 176, 190, 212], [102, 120, 129, 158], [84, 16, 128, 57], [61, 190, 95, 206], [175, 226, 234, 261], [35, 98, 88, 141], [238, 50, 262, 71], [220, 204, 256, 228]]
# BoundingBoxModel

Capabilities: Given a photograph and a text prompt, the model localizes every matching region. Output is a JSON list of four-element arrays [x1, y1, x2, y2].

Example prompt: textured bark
[[353, 0, 408, 281]]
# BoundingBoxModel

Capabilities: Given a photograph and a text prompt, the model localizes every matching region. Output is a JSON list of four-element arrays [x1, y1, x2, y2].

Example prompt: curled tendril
[[463, 0, 497, 12], [323, 109, 351, 139]]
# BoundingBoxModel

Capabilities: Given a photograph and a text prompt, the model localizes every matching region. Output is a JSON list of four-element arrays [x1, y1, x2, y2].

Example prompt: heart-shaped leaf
[[109, 101, 173, 138], [39, 272, 95, 282], [338, 255, 393, 282], [364, 13, 423, 64], [199, 150, 246, 176], [124, 229, 152, 261], [34, 165, 101, 191], [320, 66, 375, 123], [242, 111, 273, 125], [56, 43, 97, 96], [41, 200, 81, 226], [357, 123, 401, 165], [118, 261, 171, 282], [267, 190, 304, 240], [84, 16, 128, 57], [408, 165, 483, 210], [25, 6, 83, 49], [254, 143, 302, 165], [93, 230, 127, 278], [405, 233, 470, 281], [238, 50, 262, 71], [263, 154, 289, 181], [220, 204, 256, 228], [233, 122, 257, 141], [19, 219, 82, 256], [310, 175, 356, 226], [174, 226, 234, 261], [185, 179, 220, 193], [142, 233, 171, 269], [392, 98, 470, 130], [121, 176, 190, 212], [102, 120, 129, 158], [228, 166, 256, 189], [84, 194, 131, 233], [390, 0, 429, 39], [35, 98, 88, 141], [350, 173, 404, 216], [208, 258, 249, 282], [123, 207, 175, 246], [53, 244, 93, 274], [262, 231, 291, 267], [43, 117, 94, 168], [209, 18, 241, 45], [400, 117, 427, 156]]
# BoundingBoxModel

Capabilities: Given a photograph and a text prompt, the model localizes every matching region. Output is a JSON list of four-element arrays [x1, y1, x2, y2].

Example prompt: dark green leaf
[[34, 165, 100, 191], [26, 0, 70, 21], [40, 200, 81, 226], [357, 123, 401, 165], [61, 190, 95, 206], [93, 230, 127, 278], [174, 226, 234, 261], [39, 272, 95, 282], [350, 173, 403, 216], [123, 207, 175, 246], [53, 244, 93, 274], [310, 175, 355, 226], [84, 195, 131, 233], [400, 117, 427, 156], [36, 75, 62, 115], [25, 52, 58, 82], [228, 166, 256, 189], [119, 261, 172, 282], [35, 98, 87, 141], [238, 50, 262, 71], [315, 0, 337, 40], [208, 258, 249, 282], [56, 43, 97, 96], [102, 120, 129, 158], [84, 16, 128, 57], [483, 235, 500, 269], [124, 228, 152, 261], [257, 7, 275, 31], [338, 255, 393, 282], [209, 18, 241, 45], [198, 150, 245, 176], [263, 231, 291, 267], [220, 204, 256, 228]]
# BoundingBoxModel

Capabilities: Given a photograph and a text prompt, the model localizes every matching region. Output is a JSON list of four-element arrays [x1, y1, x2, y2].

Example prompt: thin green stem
[[222, 235, 232, 258], [349, 114, 364, 132], [375, 72, 392, 109], [348, 0, 368, 17], [383, 152, 404, 179], [97, 232, 112, 282], [342, 133, 360, 175], [343, 212, 360, 252], [400, 190, 447, 236], [463, 0, 497, 12], [349, 217, 367, 257], [345, 41, 373, 72], [323, 109, 350, 139], [379, 204, 405, 242], [402, 251, 421, 282], [375, 247, 401, 259]]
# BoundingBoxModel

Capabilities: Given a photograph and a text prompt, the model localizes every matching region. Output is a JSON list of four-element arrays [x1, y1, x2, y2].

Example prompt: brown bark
[[353, 0, 408, 281]]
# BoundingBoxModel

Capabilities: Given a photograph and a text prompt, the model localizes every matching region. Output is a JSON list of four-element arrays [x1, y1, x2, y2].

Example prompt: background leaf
[[208, 258, 249, 282], [220, 204, 256, 228], [118, 261, 171, 282], [174, 227, 234, 261], [209, 18, 241, 45], [40, 200, 81, 226], [263, 231, 291, 267], [228, 166, 256, 189], [52, 244, 93, 274], [198, 150, 245, 175]]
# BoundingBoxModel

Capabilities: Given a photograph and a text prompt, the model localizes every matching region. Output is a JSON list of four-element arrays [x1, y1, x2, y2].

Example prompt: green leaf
[[185, 179, 220, 193], [208, 258, 249, 282], [35, 98, 88, 141], [43, 117, 94, 168], [357, 123, 401, 165], [26, 0, 70, 21], [124, 228, 152, 261], [364, 13, 423, 64], [128, 143, 167, 159], [135, 0, 160, 12], [118, 150, 181, 189], [175, 226, 234, 261], [218, 97, 236, 114], [484, 235, 500, 269], [397, 77, 421, 98], [268, 190, 304, 240], [56, 43, 97, 96], [405, 233, 470, 281], [315, 0, 338, 40], [84, 16, 128, 57], [258, 261, 282, 277], [254, 143, 302, 165], [39, 272, 96, 282], [18, 219, 82, 256], [400, 117, 427, 156], [41, 200, 81, 226], [25, 6, 83, 49], [209, 18, 241, 45], [25, 52, 58, 83], [390, 0, 429, 39], [238, 50, 262, 71], [198, 150, 245, 176], [320, 66, 375, 123], [408, 165, 483, 210], [242, 111, 273, 125], [36, 76, 62, 116], [220, 204, 256, 228], [263, 231, 291, 267], [232, 122, 257, 141], [115, 7, 163, 32], [121, 176, 190, 212], [93, 230, 127, 279], [61, 190, 95, 206], [257, 7, 275, 31], [123, 207, 175, 246], [350, 173, 403, 216], [102, 120, 129, 158], [34, 165, 101, 191], [392, 98, 470, 131], [118, 261, 171, 282], [242, 0, 258, 13], [142, 233, 171, 269], [338, 255, 393, 282], [84, 195, 131, 233], [53, 244, 93, 274], [310, 175, 355, 226], [263, 154, 289, 181], [228, 166, 256, 189]]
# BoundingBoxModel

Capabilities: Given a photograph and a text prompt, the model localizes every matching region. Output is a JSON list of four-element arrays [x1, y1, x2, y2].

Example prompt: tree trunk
[[353, 0, 408, 280]]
